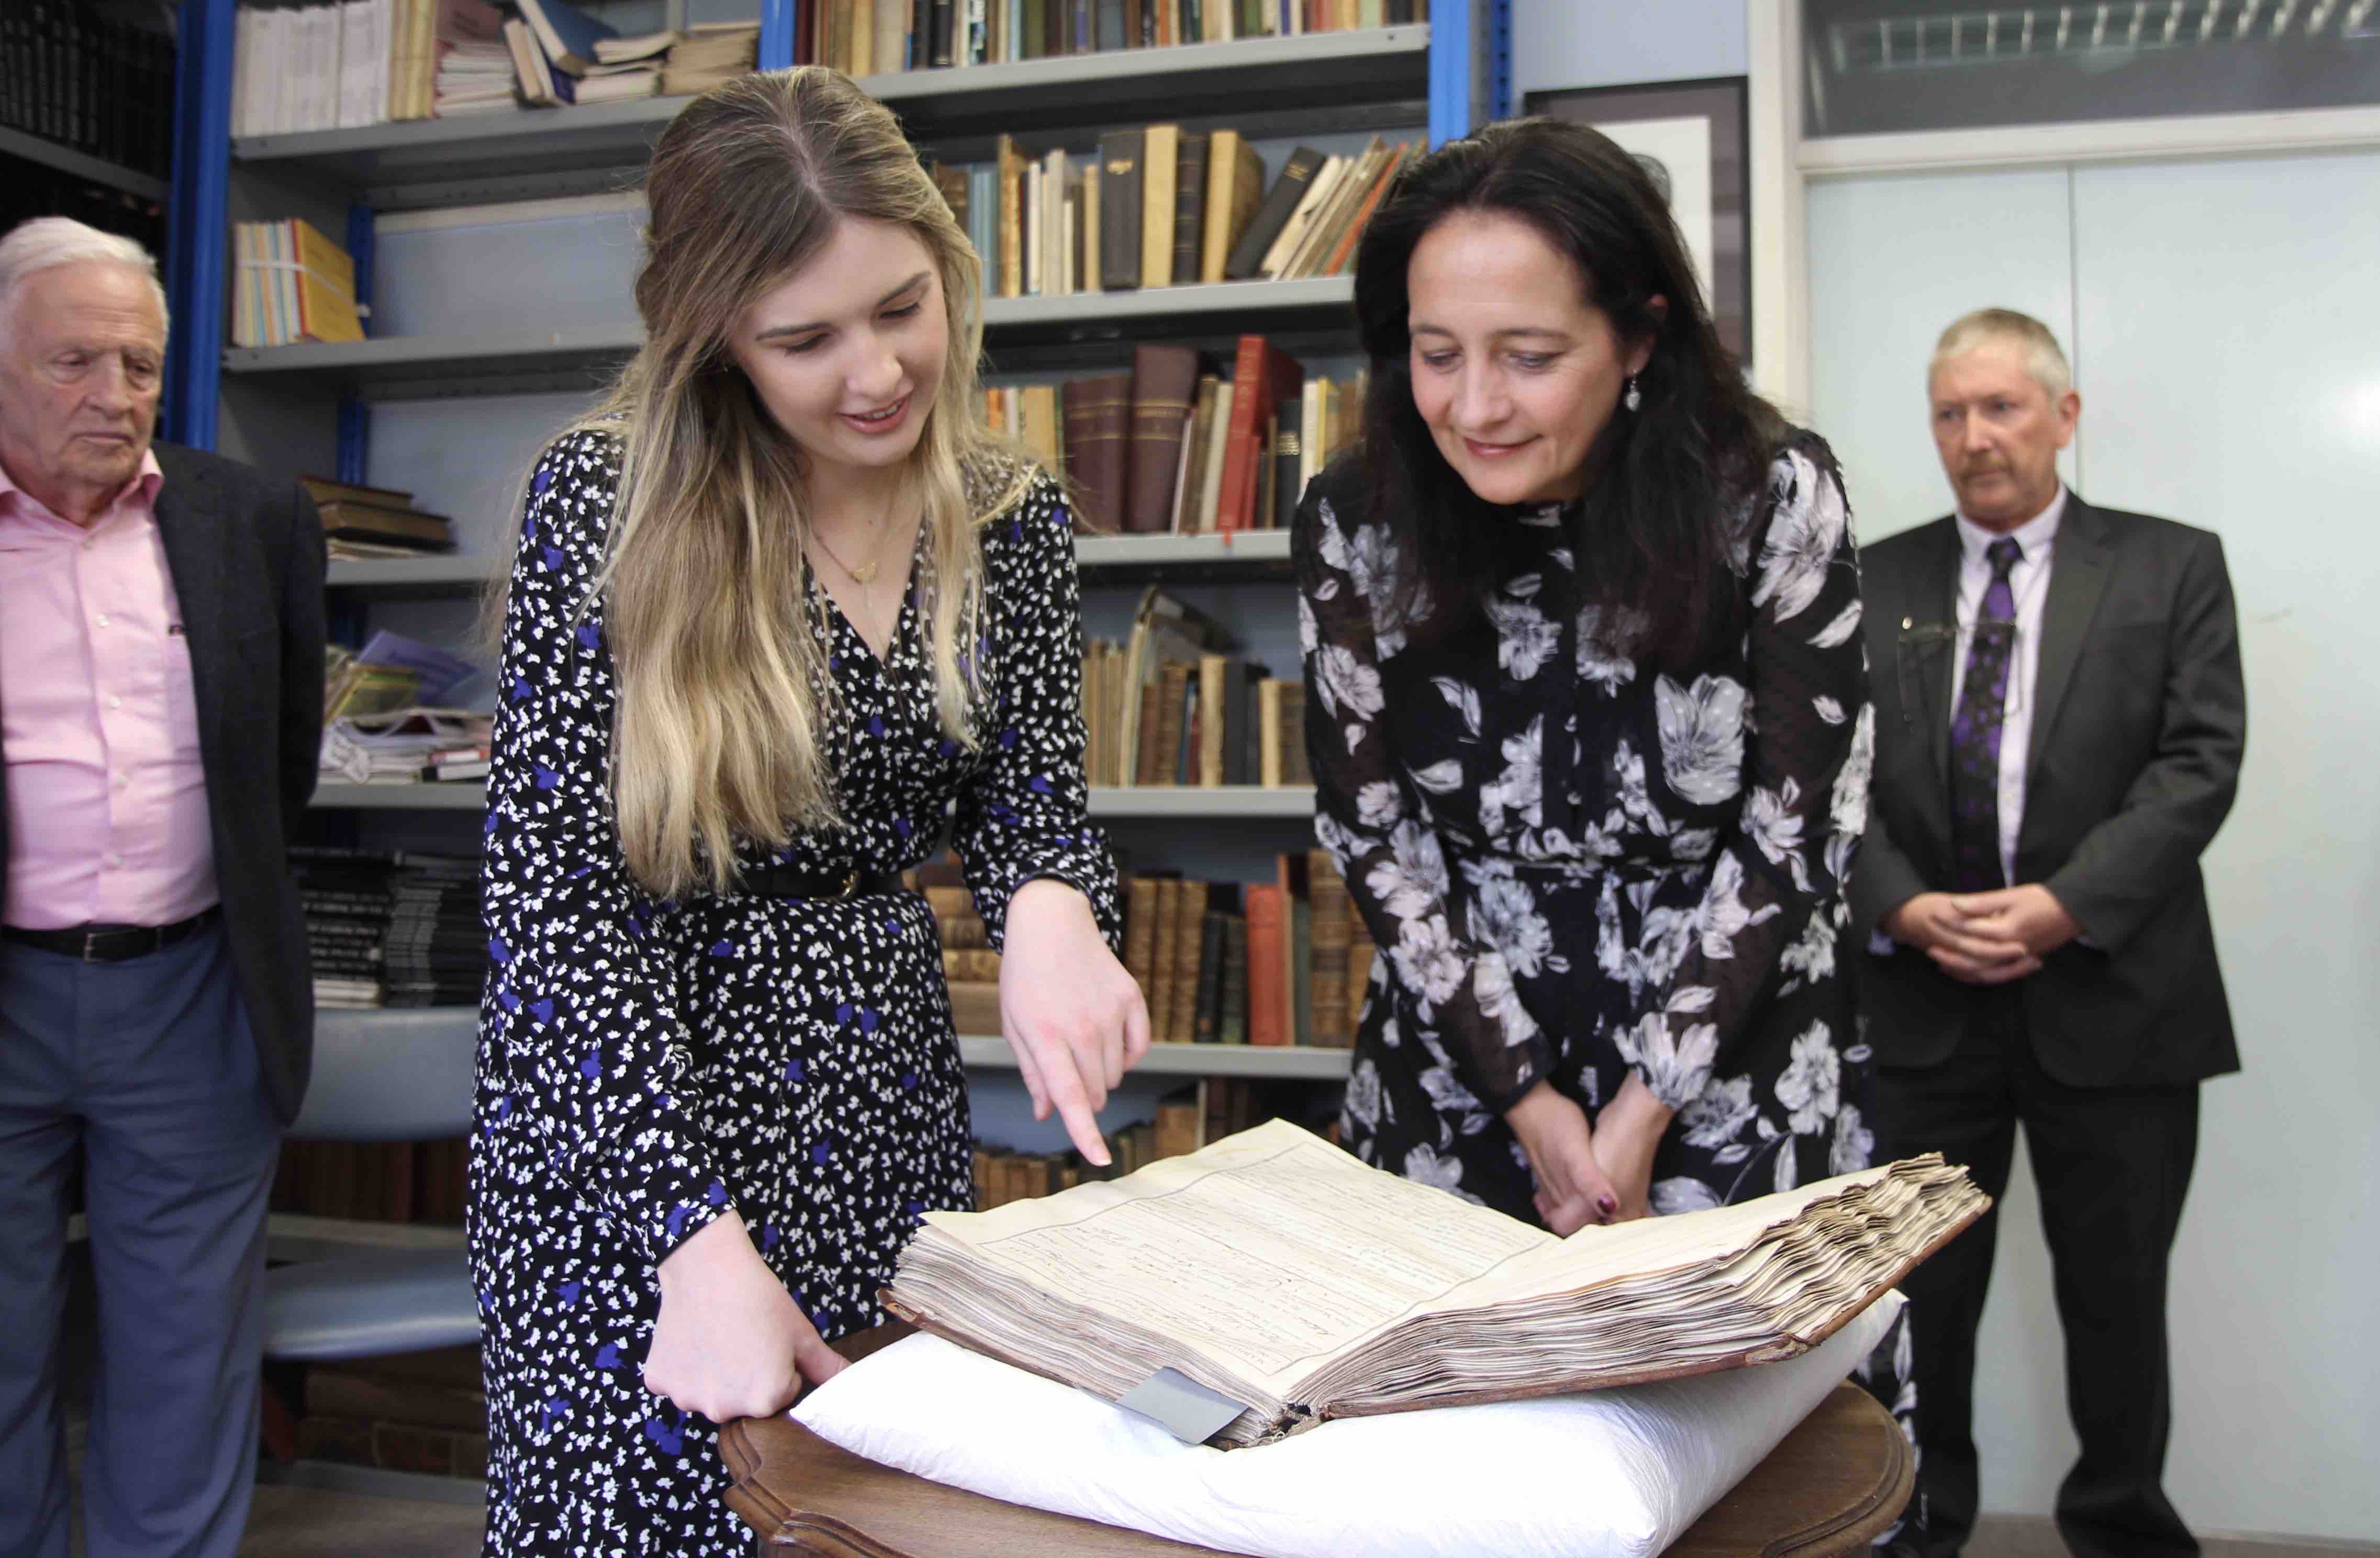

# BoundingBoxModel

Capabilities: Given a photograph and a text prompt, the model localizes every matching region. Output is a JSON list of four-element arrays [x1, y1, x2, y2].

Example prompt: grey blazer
[[1846, 494, 2245, 1089], [0, 442, 327, 1124]]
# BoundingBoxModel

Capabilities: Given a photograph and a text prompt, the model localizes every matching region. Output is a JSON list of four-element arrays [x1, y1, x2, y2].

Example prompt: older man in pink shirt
[[0, 218, 325, 1558]]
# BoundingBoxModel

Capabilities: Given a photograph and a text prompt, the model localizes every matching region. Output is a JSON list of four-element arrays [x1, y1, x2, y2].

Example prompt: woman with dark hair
[[1299, 116, 1876, 1238]]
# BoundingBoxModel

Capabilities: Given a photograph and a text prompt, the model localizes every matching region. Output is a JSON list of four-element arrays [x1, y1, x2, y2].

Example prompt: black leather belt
[[3, 905, 221, 963], [740, 862, 908, 901]]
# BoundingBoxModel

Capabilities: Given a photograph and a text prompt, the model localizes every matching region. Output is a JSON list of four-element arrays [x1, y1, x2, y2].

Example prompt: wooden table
[[722, 1323, 1913, 1557]]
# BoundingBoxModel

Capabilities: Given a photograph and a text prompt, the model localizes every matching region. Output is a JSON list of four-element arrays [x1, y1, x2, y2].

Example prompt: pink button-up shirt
[[0, 451, 221, 929]]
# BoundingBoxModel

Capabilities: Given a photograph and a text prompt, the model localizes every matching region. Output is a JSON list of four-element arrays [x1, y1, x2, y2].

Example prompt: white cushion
[[792, 1292, 1903, 1558]]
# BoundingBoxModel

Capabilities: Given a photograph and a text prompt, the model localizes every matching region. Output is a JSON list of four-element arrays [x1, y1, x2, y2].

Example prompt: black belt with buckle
[[2, 905, 222, 963], [740, 861, 908, 901]]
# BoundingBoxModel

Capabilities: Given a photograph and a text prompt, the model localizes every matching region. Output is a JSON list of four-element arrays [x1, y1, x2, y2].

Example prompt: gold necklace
[[811, 519, 890, 588]]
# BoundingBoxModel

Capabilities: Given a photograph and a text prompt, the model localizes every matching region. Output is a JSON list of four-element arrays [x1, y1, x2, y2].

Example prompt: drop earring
[[1623, 376, 1642, 413]]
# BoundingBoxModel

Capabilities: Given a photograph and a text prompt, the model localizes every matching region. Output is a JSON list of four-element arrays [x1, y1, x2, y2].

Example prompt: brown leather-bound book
[[997, 135, 1028, 298], [1147, 876, 1184, 1044], [1224, 144, 1324, 281], [1307, 848, 1353, 1047], [1201, 129, 1266, 283], [944, 948, 1003, 982], [1278, 680, 1313, 786], [1059, 372, 1131, 534], [1123, 344, 1199, 534], [1134, 680, 1165, 785], [1153, 659, 1194, 792], [317, 501, 453, 548], [1123, 876, 1160, 1004], [1169, 131, 1209, 285], [1167, 879, 1209, 1045], [1097, 128, 1144, 294]]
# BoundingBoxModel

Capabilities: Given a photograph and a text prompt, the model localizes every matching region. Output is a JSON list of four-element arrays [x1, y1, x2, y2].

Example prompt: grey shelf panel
[[312, 783, 488, 810], [958, 1036, 1351, 1078], [310, 782, 1312, 816], [224, 278, 1351, 397], [229, 28, 1426, 205], [326, 530, 1291, 593], [0, 126, 169, 202]]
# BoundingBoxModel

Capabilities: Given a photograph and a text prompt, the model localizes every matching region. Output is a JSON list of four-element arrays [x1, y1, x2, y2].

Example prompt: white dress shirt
[[1947, 487, 2065, 887]]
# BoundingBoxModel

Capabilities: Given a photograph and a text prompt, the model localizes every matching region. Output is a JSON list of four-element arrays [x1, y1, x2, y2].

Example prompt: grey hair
[[0, 217, 172, 354], [1930, 307, 2072, 401]]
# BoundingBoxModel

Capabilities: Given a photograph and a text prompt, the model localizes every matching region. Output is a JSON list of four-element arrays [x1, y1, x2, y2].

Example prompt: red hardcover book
[[1216, 335, 1303, 533], [1244, 882, 1287, 1048]]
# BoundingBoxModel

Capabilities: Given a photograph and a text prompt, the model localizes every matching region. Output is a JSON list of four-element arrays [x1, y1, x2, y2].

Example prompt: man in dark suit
[[1851, 308, 2243, 1558], [0, 217, 323, 1558]]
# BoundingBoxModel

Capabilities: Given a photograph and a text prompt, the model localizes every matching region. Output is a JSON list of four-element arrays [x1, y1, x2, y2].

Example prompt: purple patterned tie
[[1949, 537, 2023, 893]]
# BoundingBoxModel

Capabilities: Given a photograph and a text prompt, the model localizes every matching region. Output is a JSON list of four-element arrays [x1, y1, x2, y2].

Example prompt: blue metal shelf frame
[[163, 0, 236, 451], [338, 203, 376, 483], [1427, 0, 1510, 147], [759, 0, 798, 71]]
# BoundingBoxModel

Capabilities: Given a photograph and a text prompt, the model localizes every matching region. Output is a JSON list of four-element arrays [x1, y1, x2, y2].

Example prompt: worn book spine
[[1147, 876, 1183, 1043], [1139, 124, 1179, 290], [1244, 883, 1286, 1046], [1307, 847, 1352, 1047], [1168, 879, 1209, 1044], [1097, 128, 1144, 293], [1124, 876, 1160, 1001], [1197, 654, 1227, 787], [1134, 679, 1165, 785], [1124, 343, 1200, 535], [1257, 677, 1283, 786], [1259, 154, 1342, 280], [1221, 657, 1254, 787], [1225, 145, 1323, 280], [1177, 374, 1222, 535], [1170, 130, 1209, 285], [1190, 910, 1227, 1043], [1058, 372, 1131, 534], [1154, 659, 1193, 790], [1195, 380, 1234, 531], [997, 135, 1026, 298], [1272, 394, 1304, 529], [1278, 680, 1312, 786], [1217, 913, 1249, 1044], [1215, 334, 1267, 534]]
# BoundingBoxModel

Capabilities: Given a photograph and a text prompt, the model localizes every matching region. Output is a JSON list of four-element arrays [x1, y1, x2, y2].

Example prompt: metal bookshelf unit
[[158, 1, 1509, 1229]]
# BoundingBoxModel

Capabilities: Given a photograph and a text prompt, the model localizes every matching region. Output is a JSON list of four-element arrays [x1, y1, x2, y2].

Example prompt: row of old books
[[1123, 852, 1374, 1048], [505, 15, 763, 108], [1028, 341, 1365, 537], [819, 0, 1425, 75], [936, 130, 1410, 306], [0, 3, 175, 180], [290, 1344, 486, 1480], [272, 1136, 470, 1224], [971, 1077, 1283, 1208], [1080, 647, 1309, 790], [231, 219, 365, 349]]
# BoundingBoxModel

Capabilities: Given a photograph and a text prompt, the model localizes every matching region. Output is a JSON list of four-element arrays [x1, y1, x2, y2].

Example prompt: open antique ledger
[[884, 1118, 1988, 1448]]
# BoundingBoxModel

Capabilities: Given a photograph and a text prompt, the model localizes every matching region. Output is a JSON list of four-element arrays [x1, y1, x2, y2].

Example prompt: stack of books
[[305, 476, 456, 559], [231, 0, 504, 133], [290, 845, 399, 1009], [432, 24, 517, 116], [231, 219, 364, 349], [382, 854, 488, 1007], [813, 0, 1428, 74], [660, 21, 763, 94]]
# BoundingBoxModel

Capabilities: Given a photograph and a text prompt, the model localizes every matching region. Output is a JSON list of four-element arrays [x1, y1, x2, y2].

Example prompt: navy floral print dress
[[467, 431, 1117, 1556]]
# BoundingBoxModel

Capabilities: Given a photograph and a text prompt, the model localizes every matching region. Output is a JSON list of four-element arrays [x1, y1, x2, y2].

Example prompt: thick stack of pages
[[885, 1117, 1987, 1448]]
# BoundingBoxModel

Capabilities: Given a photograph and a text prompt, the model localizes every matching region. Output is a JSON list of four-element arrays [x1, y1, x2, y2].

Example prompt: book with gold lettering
[[885, 1118, 1986, 1448]]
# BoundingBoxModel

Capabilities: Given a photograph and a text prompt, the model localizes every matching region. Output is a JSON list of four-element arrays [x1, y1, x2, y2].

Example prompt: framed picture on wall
[[1524, 76, 1751, 368]]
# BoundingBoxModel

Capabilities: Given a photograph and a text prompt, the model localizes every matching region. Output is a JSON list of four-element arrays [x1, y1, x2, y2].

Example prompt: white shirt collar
[[1954, 485, 2066, 568]]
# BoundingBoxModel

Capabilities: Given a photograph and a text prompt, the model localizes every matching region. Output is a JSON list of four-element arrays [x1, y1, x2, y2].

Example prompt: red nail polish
[[1598, 1194, 1618, 1216]]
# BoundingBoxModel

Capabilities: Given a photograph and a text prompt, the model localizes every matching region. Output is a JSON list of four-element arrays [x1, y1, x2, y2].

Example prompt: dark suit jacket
[[0, 442, 326, 1124], [1847, 494, 2243, 1089]]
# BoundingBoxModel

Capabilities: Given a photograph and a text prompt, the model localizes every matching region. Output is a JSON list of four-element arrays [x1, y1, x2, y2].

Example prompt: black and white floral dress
[[467, 431, 1117, 1557], [1299, 432, 1878, 1218]]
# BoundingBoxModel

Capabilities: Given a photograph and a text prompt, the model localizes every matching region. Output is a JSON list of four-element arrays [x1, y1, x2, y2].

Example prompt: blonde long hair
[[571, 68, 1027, 899]]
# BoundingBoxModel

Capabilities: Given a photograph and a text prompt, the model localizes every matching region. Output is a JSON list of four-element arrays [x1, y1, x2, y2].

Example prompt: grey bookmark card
[[1118, 1368, 1248, 1445]]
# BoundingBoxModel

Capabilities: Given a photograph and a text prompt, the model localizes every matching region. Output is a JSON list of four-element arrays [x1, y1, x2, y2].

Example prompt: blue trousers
[[0, 923, 279, 1558]]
